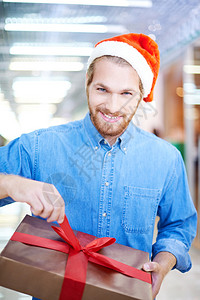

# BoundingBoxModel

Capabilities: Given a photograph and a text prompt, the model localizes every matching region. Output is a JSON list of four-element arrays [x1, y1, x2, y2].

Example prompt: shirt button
[[104, 140, 107, 144], [103, 212, 107, 217], [94, 146, 98, 150], [108, 152, 111, 156], [123, 147, 126, 152], [105, 182, 109, 186]]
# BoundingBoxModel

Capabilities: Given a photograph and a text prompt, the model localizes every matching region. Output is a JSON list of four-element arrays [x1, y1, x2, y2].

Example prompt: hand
[[4, 175, 65, 223], [143, 261, 165, 299], [142, 252, 176, 299]]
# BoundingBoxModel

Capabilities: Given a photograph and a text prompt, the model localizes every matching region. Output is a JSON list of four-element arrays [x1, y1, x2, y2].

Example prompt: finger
[[46, 195, 65, 223], [143, 262, 160, 272], [29, 195, 44, 216], [39, 188, 60, 219], [57, 204, 65, 224], [152, 284, 161, 299], [48, 192, 65, 223], [38, 203, 54, 219], [34, 191, 54, 219], [46, 206, 62, 223], [152, 273, 162, 299]]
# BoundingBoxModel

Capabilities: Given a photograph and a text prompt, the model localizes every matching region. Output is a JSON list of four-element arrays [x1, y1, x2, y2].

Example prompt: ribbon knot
[[52, 216, 116, 255]]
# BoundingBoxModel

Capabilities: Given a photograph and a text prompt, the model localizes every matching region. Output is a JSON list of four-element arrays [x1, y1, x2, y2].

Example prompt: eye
[[97, 87, 107, 92], [122, 91, 132, 96]]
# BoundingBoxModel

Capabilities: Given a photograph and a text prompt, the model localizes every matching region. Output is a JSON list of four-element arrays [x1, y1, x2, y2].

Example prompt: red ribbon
[[11, 216, 151, 300]]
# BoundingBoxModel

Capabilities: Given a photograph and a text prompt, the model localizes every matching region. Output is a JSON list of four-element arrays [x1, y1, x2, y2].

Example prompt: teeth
[[104, 113, 118, 119]]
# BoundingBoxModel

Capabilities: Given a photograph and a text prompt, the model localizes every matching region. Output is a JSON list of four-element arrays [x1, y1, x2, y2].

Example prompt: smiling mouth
[[100, 111, 122, 123]]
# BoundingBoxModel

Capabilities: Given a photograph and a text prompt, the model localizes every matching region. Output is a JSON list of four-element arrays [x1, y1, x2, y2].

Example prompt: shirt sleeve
[[152, 149, 197, 273], [0, 132, 36, 206]]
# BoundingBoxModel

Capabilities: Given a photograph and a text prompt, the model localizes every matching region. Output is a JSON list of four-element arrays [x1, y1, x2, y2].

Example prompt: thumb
[[143, 262, 159, 272]]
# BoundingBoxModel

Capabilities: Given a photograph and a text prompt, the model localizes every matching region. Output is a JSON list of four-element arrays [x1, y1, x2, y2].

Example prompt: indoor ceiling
[[0, 0, 200, 139]]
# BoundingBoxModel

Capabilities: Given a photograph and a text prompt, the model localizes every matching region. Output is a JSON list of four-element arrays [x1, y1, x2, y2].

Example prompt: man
[[0, 33, 197, 299]]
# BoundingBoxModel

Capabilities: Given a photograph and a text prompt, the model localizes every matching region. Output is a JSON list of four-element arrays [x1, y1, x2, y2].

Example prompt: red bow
[[11, 216, 151, 300]]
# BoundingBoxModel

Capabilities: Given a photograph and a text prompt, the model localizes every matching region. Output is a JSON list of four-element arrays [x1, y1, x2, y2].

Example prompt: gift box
[[0, 215, 152, 300]]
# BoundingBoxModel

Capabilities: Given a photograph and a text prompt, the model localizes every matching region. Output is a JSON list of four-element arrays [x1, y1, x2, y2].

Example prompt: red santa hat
[[87, 33, 160, 102]]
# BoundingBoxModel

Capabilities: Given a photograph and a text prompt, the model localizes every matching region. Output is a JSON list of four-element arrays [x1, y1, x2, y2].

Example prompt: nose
[[105, 93, 120, 114]]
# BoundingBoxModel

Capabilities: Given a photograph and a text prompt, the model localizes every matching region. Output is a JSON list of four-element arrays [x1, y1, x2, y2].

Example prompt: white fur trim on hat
[[87, 41, 154, 98]]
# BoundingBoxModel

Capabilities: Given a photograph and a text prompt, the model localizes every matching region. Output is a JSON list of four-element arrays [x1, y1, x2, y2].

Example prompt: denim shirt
[[0, 113, 197, 279]]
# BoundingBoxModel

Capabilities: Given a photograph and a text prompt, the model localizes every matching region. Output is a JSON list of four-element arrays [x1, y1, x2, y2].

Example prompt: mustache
[[96, 108, 124, 117]]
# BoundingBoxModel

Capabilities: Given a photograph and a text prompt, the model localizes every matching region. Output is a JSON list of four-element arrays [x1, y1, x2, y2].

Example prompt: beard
[[88, 102, 138, 140]]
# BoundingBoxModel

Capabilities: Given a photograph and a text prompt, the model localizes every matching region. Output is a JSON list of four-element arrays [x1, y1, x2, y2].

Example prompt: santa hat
[[87, 33, 160, 102]]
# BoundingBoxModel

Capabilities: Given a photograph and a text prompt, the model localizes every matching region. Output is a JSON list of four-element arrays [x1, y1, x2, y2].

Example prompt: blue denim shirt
[[0, 113, 197, 282]]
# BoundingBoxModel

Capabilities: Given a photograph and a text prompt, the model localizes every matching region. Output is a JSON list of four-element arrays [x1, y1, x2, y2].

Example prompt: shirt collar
[[83, 112, 135, 153], [83, 112, 104, 151]]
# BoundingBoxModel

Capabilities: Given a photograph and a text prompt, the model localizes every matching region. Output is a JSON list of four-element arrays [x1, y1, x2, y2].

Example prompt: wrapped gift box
[[0, 215, 152, 300]]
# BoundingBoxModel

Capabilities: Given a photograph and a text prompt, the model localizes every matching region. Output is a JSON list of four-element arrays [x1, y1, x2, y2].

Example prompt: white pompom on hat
[[87, 33, 160, 102]]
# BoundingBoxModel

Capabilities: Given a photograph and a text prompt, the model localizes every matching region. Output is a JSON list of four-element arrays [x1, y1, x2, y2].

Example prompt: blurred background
[[0, 0, 200, 299]]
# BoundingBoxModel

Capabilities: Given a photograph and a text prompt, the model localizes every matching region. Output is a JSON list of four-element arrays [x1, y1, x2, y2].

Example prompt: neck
[[104, 135, 118, 146]]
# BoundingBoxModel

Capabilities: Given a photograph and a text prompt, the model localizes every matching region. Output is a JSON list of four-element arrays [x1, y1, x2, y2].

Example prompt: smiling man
[[0, 33, 197, 299]]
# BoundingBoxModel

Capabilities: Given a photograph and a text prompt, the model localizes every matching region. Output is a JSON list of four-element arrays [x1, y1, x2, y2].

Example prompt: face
[[87, 57, 142, 145]]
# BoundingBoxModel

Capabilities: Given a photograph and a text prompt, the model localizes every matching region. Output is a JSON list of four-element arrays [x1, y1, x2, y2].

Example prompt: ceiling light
[[3, 0, 152, 8], [12, 79, 71, 91], [184, 94, 200, 105], [10, 45, 93, 56], [183, 83, 196, 92], [183, 65, 200, 74], [15, 96, 64, 104], [9, 61, 84, 71], [5, 17, 106, 25], [12, 79, 71, 102], [17, 104, 57, 114], [5, 23, 126, 33]]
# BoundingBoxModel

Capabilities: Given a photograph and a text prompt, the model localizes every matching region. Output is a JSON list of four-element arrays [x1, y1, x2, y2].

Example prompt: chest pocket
[[122, 186, 161, 234]]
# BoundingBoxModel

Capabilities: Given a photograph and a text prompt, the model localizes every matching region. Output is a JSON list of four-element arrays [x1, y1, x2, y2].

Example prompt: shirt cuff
[[152, 238, 192, 273], [0, 196, 14, 207]]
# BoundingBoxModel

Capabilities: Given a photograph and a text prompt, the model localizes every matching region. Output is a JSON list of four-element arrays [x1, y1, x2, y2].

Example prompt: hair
[[86, 55, 144, 101]]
